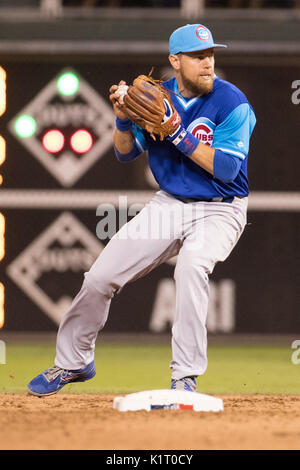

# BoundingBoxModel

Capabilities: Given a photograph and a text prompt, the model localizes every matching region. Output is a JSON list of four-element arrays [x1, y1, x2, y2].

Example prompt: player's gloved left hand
[[119, 71, 182, 141], [119, 71, 200, 156]]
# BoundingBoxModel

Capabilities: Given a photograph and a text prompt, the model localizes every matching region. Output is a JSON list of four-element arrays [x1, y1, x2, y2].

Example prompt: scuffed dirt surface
[[0, 394, 300, 450]]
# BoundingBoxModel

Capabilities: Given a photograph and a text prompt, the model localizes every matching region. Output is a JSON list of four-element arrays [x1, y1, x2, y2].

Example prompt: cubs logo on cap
[[195, 25, 210, 41], [169, 24, 227, 55]]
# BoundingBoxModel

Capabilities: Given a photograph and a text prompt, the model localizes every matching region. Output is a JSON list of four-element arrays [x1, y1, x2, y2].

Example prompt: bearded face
[[172, 49, 215, 97], [180, 67, 214, 96]]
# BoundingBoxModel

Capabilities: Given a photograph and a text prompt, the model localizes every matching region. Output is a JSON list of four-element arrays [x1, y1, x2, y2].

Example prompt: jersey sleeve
[[132, 124, 148, 153], [212, 103, 256, 160]]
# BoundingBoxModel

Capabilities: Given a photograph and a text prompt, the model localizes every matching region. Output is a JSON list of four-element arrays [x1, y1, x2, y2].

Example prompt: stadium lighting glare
[[42, 129, 65, 153], [70, 129, 93, 153], [14, 115, 36, 138], [57, 72, 79, 96]]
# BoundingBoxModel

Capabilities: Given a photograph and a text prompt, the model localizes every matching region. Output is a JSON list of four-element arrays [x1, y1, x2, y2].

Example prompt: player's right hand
[[109, 80, 129, 120]]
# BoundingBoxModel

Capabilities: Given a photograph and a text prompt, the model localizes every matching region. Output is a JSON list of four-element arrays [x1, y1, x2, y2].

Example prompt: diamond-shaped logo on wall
[[7, 212, 103, 325], [8, 68, 115, 187]]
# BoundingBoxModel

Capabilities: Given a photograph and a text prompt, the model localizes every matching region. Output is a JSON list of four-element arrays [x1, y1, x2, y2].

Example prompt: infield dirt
[[0, 394, 299, 450]]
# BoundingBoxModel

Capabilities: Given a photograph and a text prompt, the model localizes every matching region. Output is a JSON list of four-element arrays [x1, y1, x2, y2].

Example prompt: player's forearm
[[168, 127, 242, 182], [113, 128, 135, 154], [167, 125, 215, 175], [113, 126, 142, 163], [189, 143, 215, 175]]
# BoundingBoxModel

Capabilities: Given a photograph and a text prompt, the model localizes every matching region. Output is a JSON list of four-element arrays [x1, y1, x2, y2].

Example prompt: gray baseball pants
[[55, 190, 247, 380]]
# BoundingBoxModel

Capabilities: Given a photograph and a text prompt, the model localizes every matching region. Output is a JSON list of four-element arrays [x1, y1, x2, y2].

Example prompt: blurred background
[[0, 0, 299, 340]]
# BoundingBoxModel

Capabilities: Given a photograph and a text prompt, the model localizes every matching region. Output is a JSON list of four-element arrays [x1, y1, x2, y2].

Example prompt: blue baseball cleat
[[27, 360, 96, 396], [171, 376, 197, 392]]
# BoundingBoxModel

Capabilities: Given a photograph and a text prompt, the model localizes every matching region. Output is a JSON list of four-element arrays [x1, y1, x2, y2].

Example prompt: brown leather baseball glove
[[119, 71, 182, 141]]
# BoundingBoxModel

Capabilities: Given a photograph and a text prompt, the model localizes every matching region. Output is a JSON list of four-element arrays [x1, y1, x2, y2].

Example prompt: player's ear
[[168, 54, 180, 72]]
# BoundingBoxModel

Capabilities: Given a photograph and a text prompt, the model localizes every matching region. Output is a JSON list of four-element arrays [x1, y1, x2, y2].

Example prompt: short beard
[[180, 70, 214, 96]]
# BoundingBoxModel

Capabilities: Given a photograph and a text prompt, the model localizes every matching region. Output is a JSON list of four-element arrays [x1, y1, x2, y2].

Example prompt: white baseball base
[[113, 389, 224, 412]]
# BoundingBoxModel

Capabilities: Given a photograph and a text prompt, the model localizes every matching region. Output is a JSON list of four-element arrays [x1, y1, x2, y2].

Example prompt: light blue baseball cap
[[169, 24, 227, 55]]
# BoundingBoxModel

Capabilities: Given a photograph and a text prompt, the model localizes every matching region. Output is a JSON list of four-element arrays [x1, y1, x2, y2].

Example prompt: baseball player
[[28, 24, 256, 396]]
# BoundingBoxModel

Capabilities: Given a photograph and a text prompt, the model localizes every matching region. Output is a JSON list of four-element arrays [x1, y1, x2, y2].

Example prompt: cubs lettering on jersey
[[187, 117, 215, 146], [132, 76, 256, 199]]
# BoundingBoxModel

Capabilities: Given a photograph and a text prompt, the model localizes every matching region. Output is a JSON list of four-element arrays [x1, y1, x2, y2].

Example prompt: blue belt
[[175, 196, 234, 204]]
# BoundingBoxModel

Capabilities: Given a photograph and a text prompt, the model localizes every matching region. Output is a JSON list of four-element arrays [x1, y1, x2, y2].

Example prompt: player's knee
[[175, 253, 210, 277], [174, 259, 211, 285], [84, 270, 118, 299]]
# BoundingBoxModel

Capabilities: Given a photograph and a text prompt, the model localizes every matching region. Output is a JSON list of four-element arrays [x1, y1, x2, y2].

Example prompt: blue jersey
[[132, 76, 256, 199]]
